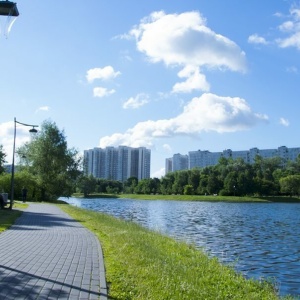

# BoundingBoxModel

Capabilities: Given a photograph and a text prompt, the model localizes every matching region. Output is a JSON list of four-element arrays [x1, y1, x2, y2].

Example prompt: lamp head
[[29, 127, 38, 133], [0, 1, 19, 17]]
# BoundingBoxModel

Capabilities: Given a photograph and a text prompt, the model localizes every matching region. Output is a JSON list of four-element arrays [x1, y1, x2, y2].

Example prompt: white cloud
[[129, 11, 246, 93], [86, 66, 121, 83], [279, 21, 295, 32], [280, 117, 290, 127], [35, 106, 50, 113], [123, 93, 149, 109], [274, 12, 284, 18], [277, 32, 300, 49], [99, 93, 268, 148], [93, 87, 115, 98], [276, 6, 300, 49], [151, 167, 165, 179], [172, 66, 210, 93], [163, 143, 172, 153], [248, 34, 268, 45]]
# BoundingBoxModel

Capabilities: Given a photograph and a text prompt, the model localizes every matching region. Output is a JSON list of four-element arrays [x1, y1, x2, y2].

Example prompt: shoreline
[[71, 193, 300, 203]]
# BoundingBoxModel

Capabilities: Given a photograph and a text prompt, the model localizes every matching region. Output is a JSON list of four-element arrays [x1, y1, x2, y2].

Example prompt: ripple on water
[[60, 197, 300, 297]]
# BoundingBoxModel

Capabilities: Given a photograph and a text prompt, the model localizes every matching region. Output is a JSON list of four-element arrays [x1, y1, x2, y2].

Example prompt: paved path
[[0, 204, 107, 300]]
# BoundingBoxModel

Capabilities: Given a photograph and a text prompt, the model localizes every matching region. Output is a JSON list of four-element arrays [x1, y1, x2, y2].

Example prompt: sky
[[0, 0, 300, 178]]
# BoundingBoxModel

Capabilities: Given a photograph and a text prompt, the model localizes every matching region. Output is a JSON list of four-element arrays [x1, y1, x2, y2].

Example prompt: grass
[[118, 194, 266, 202], [59, 204, 291, 300], [0, 202, 28, 233], [73, 193, 300, 203]]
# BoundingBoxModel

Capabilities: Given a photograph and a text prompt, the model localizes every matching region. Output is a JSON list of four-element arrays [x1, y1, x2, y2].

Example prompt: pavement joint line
[[0, 203, 108, 299]]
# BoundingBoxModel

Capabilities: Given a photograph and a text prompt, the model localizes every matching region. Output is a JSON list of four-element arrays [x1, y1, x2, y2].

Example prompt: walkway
[[0, 204, 107, 300]]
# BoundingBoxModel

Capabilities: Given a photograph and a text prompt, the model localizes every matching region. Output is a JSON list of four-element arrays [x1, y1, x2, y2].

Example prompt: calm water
[[60, 197, 300, 297]]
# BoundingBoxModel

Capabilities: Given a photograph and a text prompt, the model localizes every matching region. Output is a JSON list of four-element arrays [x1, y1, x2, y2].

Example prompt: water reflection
[[61, 197, 300, 297]]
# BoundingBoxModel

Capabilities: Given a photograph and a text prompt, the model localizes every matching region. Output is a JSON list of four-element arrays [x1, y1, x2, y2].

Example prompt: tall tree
[[22, 121, 82, 201], [77, 174, 97, 197]]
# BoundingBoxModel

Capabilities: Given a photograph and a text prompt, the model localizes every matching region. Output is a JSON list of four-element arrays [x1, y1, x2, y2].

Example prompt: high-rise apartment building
[[84, 146, 151, 181], [166, 146, 300, 174], [165, 157, 173, 174], [172, 154, 189, 172]]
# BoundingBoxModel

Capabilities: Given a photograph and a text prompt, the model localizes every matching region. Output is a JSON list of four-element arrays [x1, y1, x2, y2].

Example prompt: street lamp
[[9, 117, 38, 210], [0, 1, 19, 16]]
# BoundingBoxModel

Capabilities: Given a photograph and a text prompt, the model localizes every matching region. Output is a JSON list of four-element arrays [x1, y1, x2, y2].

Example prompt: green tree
[[150, 177, 161, 194], [135, 178, 151, 194], [105, 180, 122, 194], [183, 184, 194, 195], [124, 177, 138, 193], [22, 120, 82, 201], [206, 170, 223, 195], [0, 172, 10, 193], [197, 173, 209, 195], [223, 171, 238, 196], [280, 175, 300, 196], [160, 173, 175, 195], [172, 171, 188, 194], [77, 175, 97, 197], [187, 169, 201, 193], [0, 145, 7, 175]]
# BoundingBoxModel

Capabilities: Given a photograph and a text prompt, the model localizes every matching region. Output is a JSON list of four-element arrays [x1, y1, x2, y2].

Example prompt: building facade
[[172, 153, 189, 172], [84, 146, 151, 181], [166, 146, 300, 174]]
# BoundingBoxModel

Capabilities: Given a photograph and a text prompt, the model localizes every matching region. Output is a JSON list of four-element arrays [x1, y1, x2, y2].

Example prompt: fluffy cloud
[[172, 66, 210, 93], [93, 87, 115, 98], [276, 6, 300, 49], [123, 93, 149, 109], [86, 66, 121, 83], [151, 167, 165, 179], [99, 93, 268, 148], [248, 34, 268, 45], [129, 11, 246, 93]]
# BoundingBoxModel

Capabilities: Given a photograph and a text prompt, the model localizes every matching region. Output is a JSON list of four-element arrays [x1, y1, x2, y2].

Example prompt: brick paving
[[0, 204, 107, 300]]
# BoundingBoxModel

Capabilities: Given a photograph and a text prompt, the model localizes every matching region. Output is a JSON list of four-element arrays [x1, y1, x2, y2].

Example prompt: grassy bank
[[119, 194, 266, 202], [59, 204, 289, 300], [73, 192, 300, 202], [0, 202, 28, 233]]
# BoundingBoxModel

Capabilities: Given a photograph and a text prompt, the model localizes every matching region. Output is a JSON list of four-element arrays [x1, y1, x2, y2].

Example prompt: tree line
[[1, 120, 300, 201], [78, 155, 300, 197]]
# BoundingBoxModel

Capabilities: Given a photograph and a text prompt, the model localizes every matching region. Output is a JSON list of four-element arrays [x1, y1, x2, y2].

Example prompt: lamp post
[[10, 117, 38, 210]]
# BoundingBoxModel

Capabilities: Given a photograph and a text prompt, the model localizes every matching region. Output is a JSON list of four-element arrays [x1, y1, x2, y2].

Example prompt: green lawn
[[0, 202, 28, 233], [59, 204, 291, 300]]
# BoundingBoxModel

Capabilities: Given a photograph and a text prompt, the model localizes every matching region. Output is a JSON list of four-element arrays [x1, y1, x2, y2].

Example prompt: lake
[[60, 197, 300, 297]]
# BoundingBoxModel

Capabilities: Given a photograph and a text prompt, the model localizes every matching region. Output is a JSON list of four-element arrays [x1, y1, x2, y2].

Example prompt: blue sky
[[0, 0, 300, 178]]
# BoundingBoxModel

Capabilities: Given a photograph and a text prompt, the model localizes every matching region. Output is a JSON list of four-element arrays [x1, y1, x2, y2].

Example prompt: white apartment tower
[[173, 154, 189, 172], [165, 146, 300, 174], [84, 146, 151, 181]]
